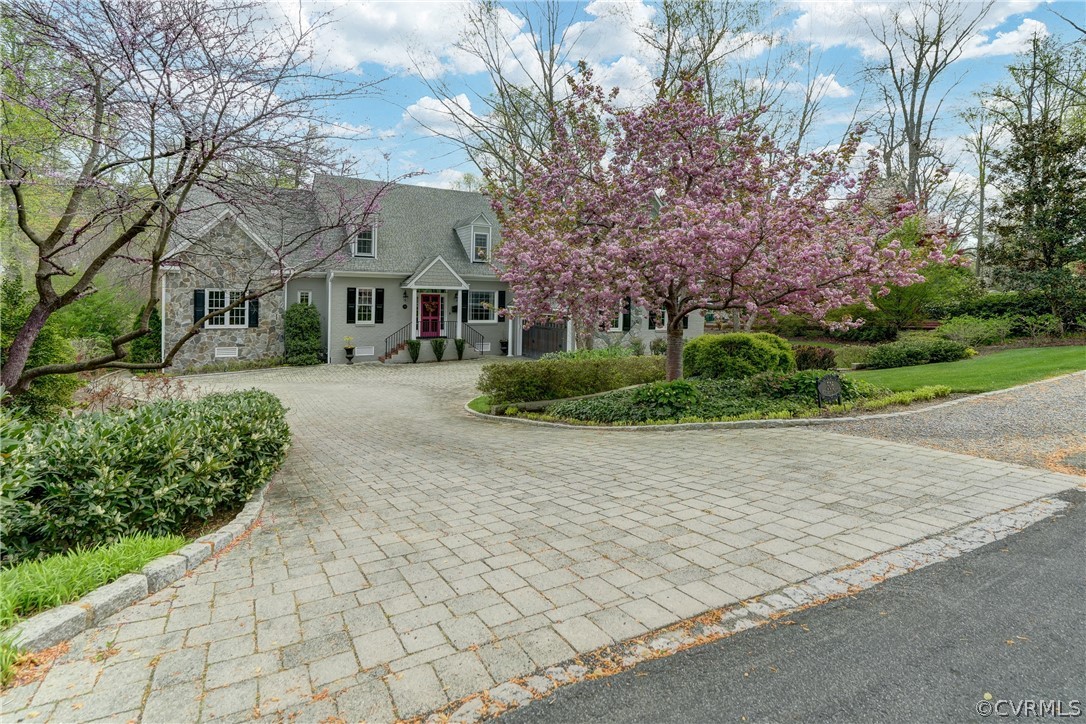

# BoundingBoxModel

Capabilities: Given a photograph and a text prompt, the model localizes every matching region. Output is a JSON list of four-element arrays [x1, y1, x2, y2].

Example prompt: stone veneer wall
[[163, 220, 286, 371]]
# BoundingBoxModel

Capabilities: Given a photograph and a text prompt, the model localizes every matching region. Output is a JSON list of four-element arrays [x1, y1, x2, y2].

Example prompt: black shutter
[[248, 298, 259, 328], [346, 287, 356, 324], [682, 313, 689, 330], [193, 289, 205, 328], [621, 297, 632, 332], [497, 290, 506, 319], [648, 309, 658, 330], [461, 290, 469, 323], [375, 288, 384, 324]]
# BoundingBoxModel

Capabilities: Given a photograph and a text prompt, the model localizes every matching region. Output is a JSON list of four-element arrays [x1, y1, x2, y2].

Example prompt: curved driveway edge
[[7, 484, 270, 654], [2, 361, 1080, 723]]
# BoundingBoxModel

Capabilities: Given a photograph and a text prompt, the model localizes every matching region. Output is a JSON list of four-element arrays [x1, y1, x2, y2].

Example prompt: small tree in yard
[[284, 303, 322, 365], [1, 0, 394, 402], [487, 74, 949, 380]]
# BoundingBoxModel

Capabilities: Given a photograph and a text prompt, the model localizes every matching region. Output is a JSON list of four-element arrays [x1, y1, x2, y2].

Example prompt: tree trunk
[[0, 304, 51, 396], [665, 327, 684, 381]]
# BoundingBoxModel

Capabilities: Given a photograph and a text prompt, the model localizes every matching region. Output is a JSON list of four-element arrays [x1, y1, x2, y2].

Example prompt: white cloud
[[787, 0, 1046, 61], [959, 17, 1048, 59], [403, 94, 474, 138], [790, 72, 855, 99]]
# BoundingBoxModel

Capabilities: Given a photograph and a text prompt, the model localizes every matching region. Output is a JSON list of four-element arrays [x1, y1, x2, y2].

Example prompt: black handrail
[[384, 322, 411, 357], [462, 323, 485, 352]]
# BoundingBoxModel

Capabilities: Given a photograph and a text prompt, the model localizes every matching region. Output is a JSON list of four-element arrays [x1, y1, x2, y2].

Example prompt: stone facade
[[163, 220, 286, 371]]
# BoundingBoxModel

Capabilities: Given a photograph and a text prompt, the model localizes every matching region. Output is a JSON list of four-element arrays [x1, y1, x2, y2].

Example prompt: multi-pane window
[[473, 231, 489, 262], [355, 227, 375, 257], [468, 291, 496, 322], [356, 288, 374, 324], [298, 290, 311, 306], [207, 290, 247, 327]]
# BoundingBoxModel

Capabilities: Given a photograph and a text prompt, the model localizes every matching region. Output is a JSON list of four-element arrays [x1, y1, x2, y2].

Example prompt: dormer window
[[473, 231, 489, 262], [354, 227, 375, 257]]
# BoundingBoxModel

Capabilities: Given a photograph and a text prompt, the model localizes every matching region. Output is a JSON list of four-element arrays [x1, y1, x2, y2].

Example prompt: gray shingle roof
[[171, 177, 503, 281], [307, 175, 502, 278]]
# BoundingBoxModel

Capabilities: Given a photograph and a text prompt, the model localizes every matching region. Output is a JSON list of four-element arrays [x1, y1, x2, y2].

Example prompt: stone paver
[[3, 361, 1079, 722]]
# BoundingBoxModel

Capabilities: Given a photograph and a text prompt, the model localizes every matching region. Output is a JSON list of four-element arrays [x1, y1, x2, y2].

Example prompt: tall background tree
[[862, 0, 994, 207], [1, 0, 393, 400], [983, 35, 1086, 329]]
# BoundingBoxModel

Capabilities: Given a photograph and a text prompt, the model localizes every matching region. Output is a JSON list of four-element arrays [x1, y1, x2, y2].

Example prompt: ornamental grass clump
[[1, 390, 290, 563]]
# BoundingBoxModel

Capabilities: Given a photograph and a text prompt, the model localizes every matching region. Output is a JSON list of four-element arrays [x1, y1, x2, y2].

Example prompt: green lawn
[[847, 346, 1086, 393], [468, 395, 492, 413]]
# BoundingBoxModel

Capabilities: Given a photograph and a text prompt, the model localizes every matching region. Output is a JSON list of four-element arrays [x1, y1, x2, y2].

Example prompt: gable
[[402, 256, 468, 289]]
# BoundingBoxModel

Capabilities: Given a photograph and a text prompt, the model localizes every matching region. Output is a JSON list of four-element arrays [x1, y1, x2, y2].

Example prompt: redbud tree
[[486, 77, 947, 380]]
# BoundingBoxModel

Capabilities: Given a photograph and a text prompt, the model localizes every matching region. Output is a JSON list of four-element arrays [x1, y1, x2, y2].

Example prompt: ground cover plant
[[526, 372, 948, 425], [848, 346, 1086, 393], [2, 389, 290, 563], [0, 534, 186, 630]]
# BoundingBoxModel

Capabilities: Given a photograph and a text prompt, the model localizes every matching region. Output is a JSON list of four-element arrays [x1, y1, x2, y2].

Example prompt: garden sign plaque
[[816, 373, 843, 408]]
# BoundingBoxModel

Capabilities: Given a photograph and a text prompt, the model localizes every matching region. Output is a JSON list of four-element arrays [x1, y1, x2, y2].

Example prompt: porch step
[[381, 341, 486, 364]]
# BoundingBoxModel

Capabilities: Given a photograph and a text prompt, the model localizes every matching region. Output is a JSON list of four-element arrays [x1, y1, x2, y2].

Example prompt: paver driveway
[[4, 362, 1080, 723]]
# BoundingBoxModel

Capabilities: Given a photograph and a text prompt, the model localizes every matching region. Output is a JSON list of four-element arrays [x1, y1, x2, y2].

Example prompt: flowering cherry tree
[[487, 76, 947, 379]]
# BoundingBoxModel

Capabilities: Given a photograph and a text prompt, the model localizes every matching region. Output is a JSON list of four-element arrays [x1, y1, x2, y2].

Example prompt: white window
[[207, 290, 248, 328], [298, 290, 311, 306], [468, 291, 496, 322], [608, 304, 623, 332], [355, 227, 375, 257], [472, 230, 489, 262], [356, 287, 375, 324]]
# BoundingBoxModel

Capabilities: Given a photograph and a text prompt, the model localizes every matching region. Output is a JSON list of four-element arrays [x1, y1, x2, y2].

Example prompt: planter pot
[[344, 347, 355, 364], [499, 340, 509, 355]]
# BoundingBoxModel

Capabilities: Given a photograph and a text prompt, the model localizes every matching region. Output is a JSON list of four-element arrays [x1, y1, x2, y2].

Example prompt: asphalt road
[[504, 489, 1086, 724]]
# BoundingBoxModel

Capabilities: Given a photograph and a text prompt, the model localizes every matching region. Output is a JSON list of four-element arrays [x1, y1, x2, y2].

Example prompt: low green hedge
[[683, 332, 795, 379], [477, 356, 665, 405], [1, 389, 290, 563], [865, 337, 971, 369]]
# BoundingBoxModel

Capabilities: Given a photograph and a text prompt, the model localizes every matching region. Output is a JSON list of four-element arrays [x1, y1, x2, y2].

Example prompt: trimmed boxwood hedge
[[864, 337, 971, 369], [477, 356, 666, 406], [682, 332, 796, 379], [1, 390, 290, 564]]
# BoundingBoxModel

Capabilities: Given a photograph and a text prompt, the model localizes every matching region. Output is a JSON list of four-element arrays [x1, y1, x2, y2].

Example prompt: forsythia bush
[[1, 390, 290, 563], [478, 356, 665, 405]]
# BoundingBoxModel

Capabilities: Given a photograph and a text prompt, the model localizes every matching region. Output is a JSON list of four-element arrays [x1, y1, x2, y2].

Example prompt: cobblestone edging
[[6, 484, 270, 654], [424, 495, 1070, 723], [465, 371, 1086, 432]]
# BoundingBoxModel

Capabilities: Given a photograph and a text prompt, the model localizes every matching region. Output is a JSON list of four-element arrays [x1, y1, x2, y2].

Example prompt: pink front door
[[419, 293, 443, 338]]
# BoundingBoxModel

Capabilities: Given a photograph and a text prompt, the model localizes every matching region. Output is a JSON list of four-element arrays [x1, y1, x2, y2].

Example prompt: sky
[[278, 0, 1085, 190]]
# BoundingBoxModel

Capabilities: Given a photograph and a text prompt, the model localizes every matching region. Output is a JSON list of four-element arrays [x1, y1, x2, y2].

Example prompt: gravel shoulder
[[825, 372, 1086, 475]]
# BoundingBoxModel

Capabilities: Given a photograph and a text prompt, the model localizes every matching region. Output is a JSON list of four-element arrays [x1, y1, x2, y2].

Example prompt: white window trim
[[355, 287, 376, 325], [206, 289, 249, 329], [354, 226, 376, 258], [298, 290, 312, 305], [468, 290, 497, 323], [471, 227, 490, 263], [608, 303, 624, 332]]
